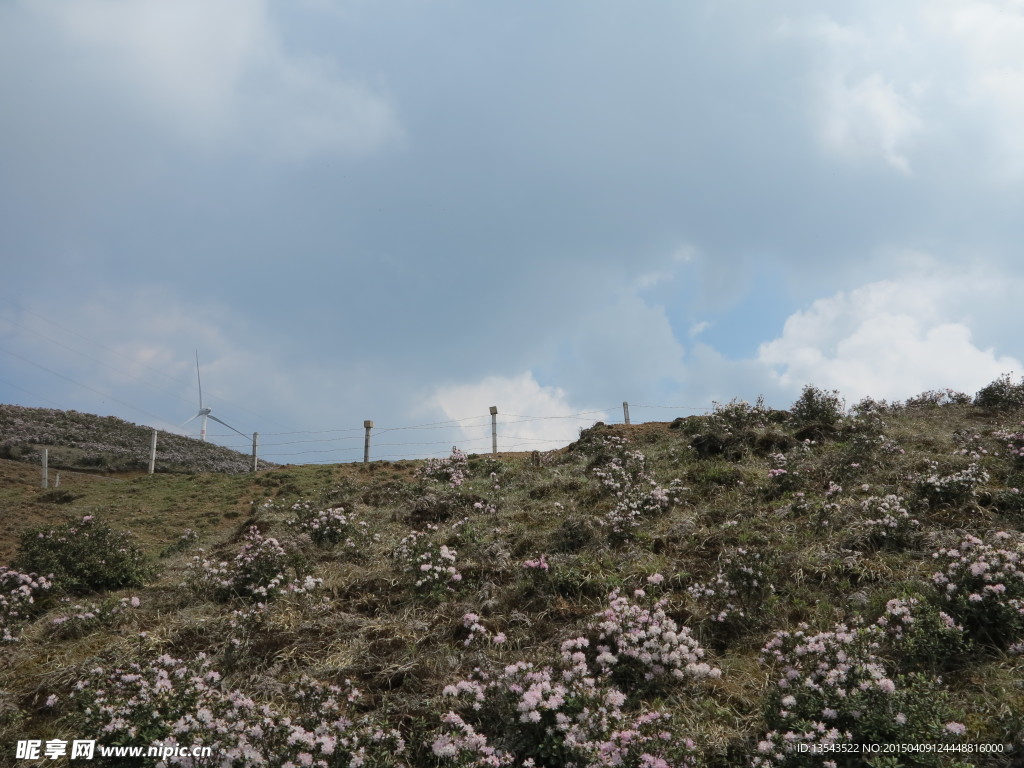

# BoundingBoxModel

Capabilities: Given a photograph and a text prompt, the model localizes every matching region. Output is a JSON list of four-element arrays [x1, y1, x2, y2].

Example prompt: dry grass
[[2, 397, 1024, 765]]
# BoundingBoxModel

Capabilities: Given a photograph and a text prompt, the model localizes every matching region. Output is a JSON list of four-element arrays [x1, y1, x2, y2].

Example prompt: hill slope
[[0, 404, 272, 475], [2, 383, 1024, 766]]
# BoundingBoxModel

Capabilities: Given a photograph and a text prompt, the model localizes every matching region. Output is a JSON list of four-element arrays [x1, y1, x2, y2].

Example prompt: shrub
[[70, 654, 407, 766], [994, 423, 1024, 469], [903, 389, 971, 408], [874, 596, 971, 674], [974, 373, 1024, 411], [593, 586, 720, 690], [432, 583, 716, 767], [286, 502, 367, 549], [790, 385, 845, 428], [49, 595, 140, 640], [591, 439, 684, 539], [931, 531, 1024, 649], [915, 461, 989, 508], [418, 446, 470, 488], [15, 515, 153, 594], [850, 495, 921, 552], [709, 396, 772, 433], [186, 526, 320, 602], [754, 621, 969, 767], [393, 524, 463, 596], [0, 567, 52, 643], [686, 547, 778, 635]]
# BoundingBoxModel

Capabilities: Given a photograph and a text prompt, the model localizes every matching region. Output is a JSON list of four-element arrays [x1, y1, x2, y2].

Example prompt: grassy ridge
[[0, 404, 272, 475], [1, 383, 1024, 766]]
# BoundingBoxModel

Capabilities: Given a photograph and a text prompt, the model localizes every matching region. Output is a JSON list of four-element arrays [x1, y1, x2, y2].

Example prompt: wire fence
[[199, 402, 714, 464]]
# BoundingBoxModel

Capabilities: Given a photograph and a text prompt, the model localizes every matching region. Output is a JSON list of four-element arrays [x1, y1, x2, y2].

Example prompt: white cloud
[[780, 3, 1024, 179], [688, 321, 710, 339], [822, 73, 923, 174], [757, 272, 1022, 403], [431, 372, 609, 453], [26, 0, 401, 159]]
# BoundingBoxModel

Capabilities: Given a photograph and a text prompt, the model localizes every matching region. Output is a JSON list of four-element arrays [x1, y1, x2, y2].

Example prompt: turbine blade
[[207, 414, 248, 439], [195, 350, 203, 410], [182, 413, 201, 426]]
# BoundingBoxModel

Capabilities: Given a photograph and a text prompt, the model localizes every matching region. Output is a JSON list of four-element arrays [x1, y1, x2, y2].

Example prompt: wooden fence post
[[623, 401, 630, 425], [149, 429, 158, 475], [364, 421, 373, 464], [489, 406, 498, 455], [252, 432, 259, 472], [42, 448, 48, 489]]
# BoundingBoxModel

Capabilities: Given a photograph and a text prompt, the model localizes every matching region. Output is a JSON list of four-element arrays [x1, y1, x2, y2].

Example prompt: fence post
[[149, 429, 158, 475], [489, 406, 498, 455], [363, 421, 373, 463], [252, 432, 259, 472], [623, 401, 630, 425], [42, 448, 48, 489]]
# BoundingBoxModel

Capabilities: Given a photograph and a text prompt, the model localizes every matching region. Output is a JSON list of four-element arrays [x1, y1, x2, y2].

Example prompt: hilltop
[[0, 404, 272, 475], [1, 379, 1024, 766]]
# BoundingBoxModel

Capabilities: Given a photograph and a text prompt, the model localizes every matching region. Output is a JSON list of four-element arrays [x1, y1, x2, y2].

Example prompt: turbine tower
[[183, 351, 247, 442]]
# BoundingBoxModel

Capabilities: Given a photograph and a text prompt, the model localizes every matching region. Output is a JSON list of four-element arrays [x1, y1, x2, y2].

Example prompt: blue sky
[[2, 0, 1023, 463]]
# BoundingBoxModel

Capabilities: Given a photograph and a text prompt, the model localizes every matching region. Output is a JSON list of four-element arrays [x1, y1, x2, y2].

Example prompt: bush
[[931, 531, 1024, 649], [754, 621, 969, 767], [974, 373, 1024, 411], [186, 526, 320, 602], [904, 389, 971, 408], [915, 461, 989, 508], [790, 385, 845, 428], [15, 515, 152, 594], [393, 523, 464, 596], [432, 585, 714, 768], [286, 502, 368, 549], [0, 567, 52, 643], [71, 654, 407, 765]]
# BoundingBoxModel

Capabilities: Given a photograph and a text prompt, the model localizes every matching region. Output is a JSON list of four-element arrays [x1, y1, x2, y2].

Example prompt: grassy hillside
[[0, 404, 272, 475], [2, 380, 1024, 767]]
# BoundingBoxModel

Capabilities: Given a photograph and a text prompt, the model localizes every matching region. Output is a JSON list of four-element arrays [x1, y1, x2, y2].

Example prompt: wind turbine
[[183, 351, 247, 442]]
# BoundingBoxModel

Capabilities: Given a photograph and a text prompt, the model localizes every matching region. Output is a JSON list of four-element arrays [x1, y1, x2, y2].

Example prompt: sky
[[2, 0, 1024, 464]]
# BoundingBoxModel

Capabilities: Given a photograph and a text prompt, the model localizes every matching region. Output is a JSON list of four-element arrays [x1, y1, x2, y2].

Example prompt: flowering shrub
[[49, 595, 140, 640], [16, 515, 153, 593], [0, 567, 52, 643], [594, 587, 720, 689], [931, 531, 1024, 649], [754, 621, 966, 767], [903, 389, 971, 408], [418, 447, 470, 488], [393, 525, 463, 595], [994, 423, 1024, 468], [974, 373, 1024, 411], [591, 441, 683, 538], [790, 385, 845, 428], [685, 548, 777, 633], [874, 596, 970, 673], [915, 461, 989, 508], [709, 396, 773, 433], [850, 495, 920, 552], [286, 502, 368, 549], [186, 526, 320, 602], [71, 653, 407, 766], [434, 639, 698, 768], [461, 612, 506, 648], [433, 584, 714, 767], [765, 452, 800, 495]]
